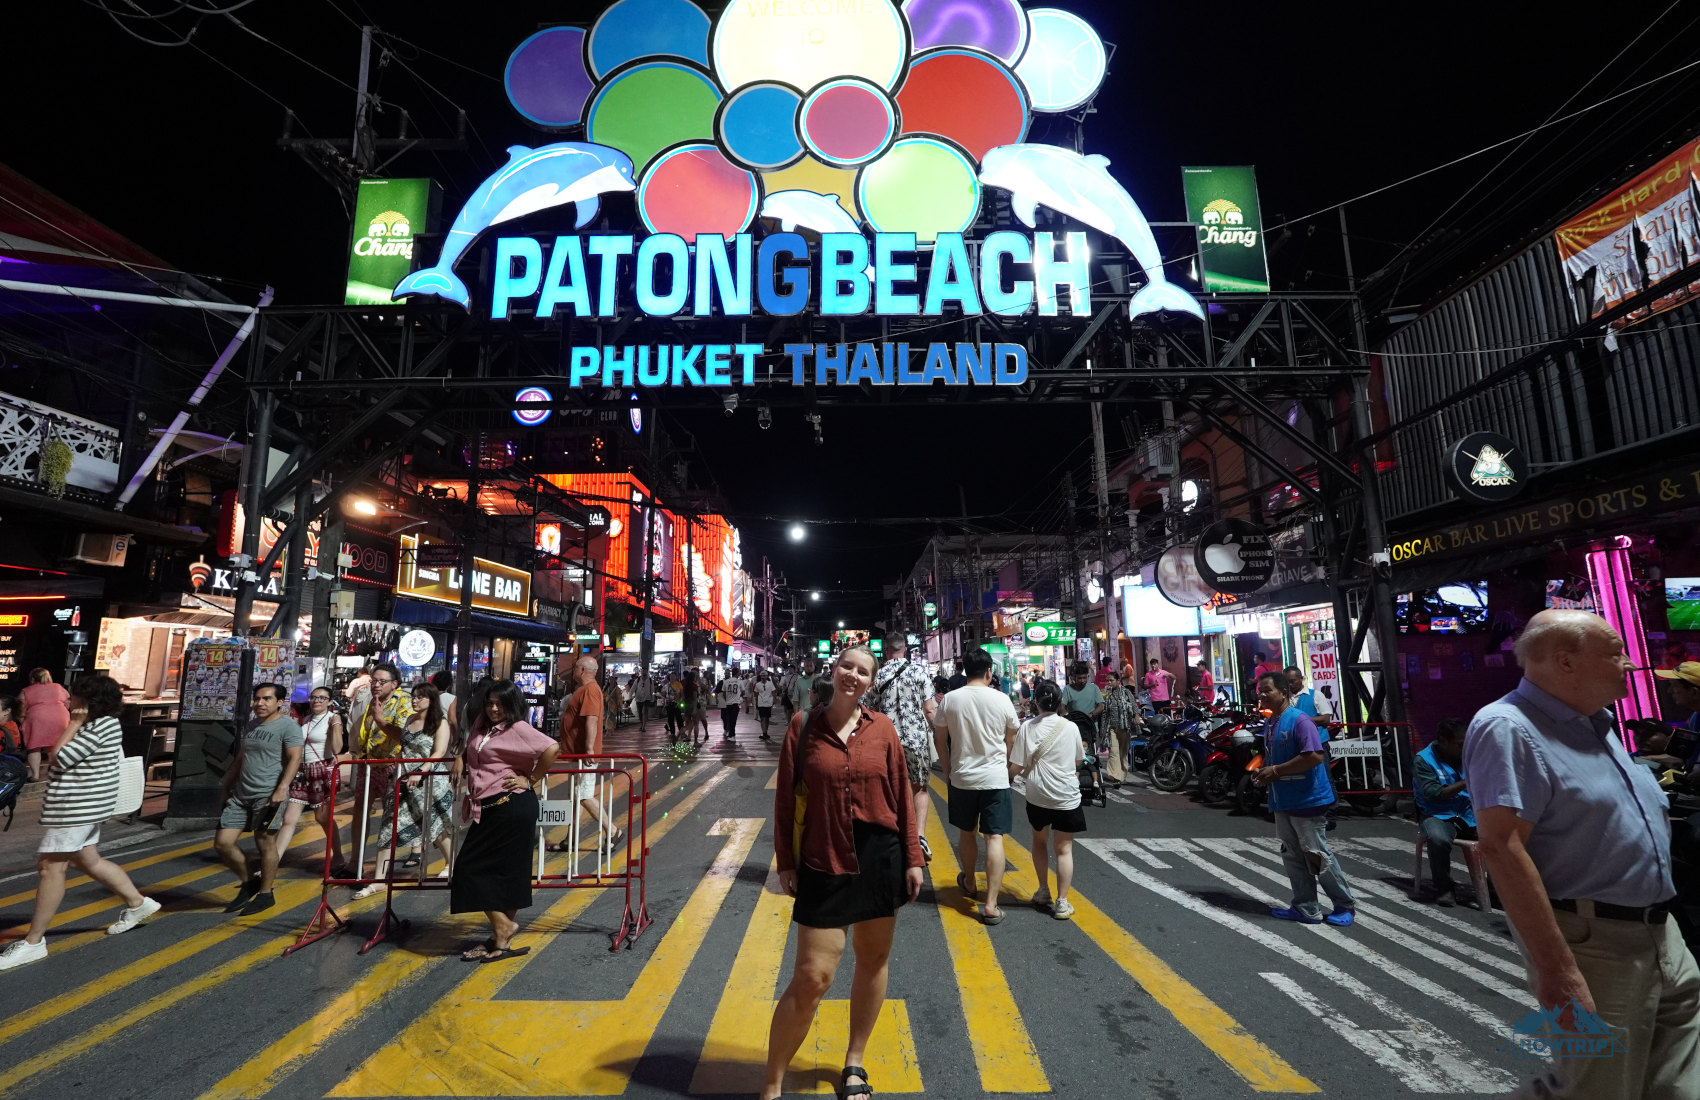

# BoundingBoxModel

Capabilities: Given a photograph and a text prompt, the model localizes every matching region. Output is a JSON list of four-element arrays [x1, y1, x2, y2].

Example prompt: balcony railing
[[0, 391, 123, 496]]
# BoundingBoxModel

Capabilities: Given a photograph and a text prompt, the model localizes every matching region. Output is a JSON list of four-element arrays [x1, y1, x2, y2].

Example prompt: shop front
[[393, 534, 554, 684], [1386, 450, 1700, 745], [1121, 578, 1234, 706]]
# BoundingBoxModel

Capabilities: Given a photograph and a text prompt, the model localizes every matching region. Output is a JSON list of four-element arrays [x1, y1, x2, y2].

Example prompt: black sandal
[[840, 1065, 872, 1099], [481, 945, 531, 963], [460, 939, 497, 961]]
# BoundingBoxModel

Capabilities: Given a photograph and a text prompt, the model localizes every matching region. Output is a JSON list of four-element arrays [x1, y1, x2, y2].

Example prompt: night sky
[[12, 2, 1700, 628]]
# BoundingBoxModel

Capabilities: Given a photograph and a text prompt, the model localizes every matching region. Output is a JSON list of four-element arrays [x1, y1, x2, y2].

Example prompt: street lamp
[[837, 621, 845, 628], [788, 523, 806, 541], [811, 591, 821, 601], [351, 498, 378, 516]]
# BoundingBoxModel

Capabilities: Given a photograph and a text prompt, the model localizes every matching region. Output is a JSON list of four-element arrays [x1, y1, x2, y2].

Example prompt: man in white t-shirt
[[933, 647, 1020, 924]]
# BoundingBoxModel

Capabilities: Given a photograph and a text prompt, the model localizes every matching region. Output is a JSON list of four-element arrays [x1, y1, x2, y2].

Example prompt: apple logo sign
[[1203, 536, 1246, 575]]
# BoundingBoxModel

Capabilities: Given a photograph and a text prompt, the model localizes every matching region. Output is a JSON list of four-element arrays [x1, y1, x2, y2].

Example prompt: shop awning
[[391, 598, 565, 644]]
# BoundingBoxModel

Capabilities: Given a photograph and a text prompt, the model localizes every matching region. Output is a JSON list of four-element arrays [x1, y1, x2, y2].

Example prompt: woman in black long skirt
[[763, 645, 924, 1100], [451, 679, 557, 962]]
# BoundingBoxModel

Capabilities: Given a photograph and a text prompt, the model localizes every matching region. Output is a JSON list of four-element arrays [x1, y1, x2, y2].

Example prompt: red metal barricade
[[1324, 722, 1415, 796], [285, 753, 651, 957]]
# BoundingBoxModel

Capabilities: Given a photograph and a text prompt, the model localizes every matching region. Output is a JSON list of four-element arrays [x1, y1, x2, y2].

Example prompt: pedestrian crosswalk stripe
[[1260, 971, 1506, 1094], [328, 816, 763, 1097], [1197, 839, 1524, 975], [1185, 840, 1533, 1007], [0, 837, 209, 909], [921, 801, 1053, 1094], [1136, 837, 1525, 1028], [0, 825, 326, 974], [1081, 839, 1520, 1094], [689, 861, 922, 1095], [0, 874, 340, 1094], [927, 780, 1314, 1094], [196, 761, 714, 1100]]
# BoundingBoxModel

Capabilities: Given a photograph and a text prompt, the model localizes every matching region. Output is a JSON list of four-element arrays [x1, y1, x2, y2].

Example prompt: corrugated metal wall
[[1377, 237, 1700, 519]]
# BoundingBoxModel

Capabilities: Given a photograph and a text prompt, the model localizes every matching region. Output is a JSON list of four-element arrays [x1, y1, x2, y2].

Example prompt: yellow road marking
[[928, 778, 1317, 1094], [689, 860, 922, 1095], [764, 766, 780, 789], [197, 761, 713, 1100], [0, 837, 208, 910], [0, 826, 325, 958], [328, 814, 763, 1097], [0, 875, 346, 1092], [922, 797, 1051, 1093]]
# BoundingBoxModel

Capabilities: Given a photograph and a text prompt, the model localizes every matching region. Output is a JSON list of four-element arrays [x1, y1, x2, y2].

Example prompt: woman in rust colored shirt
[[762, 645, 923, 1100]]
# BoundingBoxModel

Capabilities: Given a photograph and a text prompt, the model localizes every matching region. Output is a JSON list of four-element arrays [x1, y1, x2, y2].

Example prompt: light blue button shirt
[[1463, 678, 1673, 906]]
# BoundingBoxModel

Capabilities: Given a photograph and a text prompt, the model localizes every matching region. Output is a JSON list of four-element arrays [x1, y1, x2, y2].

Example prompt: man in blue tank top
[[1414, 717, 1475, 906], [1252, 670, 1354, 926]]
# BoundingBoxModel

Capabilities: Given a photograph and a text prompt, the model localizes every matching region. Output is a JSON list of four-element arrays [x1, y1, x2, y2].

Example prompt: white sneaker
[[107, 897, 162, 935], [0, 938, 47, 970], [1051, 898, 1076, 921]]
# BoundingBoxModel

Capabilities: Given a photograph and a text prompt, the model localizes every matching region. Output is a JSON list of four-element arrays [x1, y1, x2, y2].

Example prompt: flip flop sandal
[[980, 909, 1005, 926], [460, 939, 497, 961], [481, 945, 532, 963], [956, 871, 977, 900], [840, 1064, 872, 1099]]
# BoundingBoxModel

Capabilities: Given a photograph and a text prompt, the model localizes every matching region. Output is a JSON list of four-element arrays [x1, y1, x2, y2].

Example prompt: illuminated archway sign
[[393, 0, 1205, 389]]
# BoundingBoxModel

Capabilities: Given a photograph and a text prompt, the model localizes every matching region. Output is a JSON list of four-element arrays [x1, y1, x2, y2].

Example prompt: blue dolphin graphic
[[979, 143, 1204, 320], [392, 142, 637, 308]]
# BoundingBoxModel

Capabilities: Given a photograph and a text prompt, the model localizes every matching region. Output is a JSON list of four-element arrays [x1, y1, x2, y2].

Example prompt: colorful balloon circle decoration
[[712, 0, 909, 97], [1014, 8, 1107, 112], [504, 27, 596, 128], [715, 82, 805, 171], [895, 48, 1029, 162], [799, 79, 899, 168], [637, 143, 760, 239], [586, 0, 712, 79], [585, 61, 722, 175], [901, 0, 1027, 65], [856, 136, 981, 242]]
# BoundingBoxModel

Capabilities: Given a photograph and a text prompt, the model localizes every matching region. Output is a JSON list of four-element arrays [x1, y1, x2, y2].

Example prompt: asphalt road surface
[[0, 710, 1548, 1099]]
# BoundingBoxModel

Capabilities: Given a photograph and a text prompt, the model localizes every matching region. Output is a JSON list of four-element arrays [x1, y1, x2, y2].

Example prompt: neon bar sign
[[487, 230, 1090, 321]]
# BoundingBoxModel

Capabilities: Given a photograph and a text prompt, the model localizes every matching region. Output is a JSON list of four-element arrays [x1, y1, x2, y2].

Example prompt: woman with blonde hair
[[763, 646, 923, 1100], [18, 668, 70, 782]]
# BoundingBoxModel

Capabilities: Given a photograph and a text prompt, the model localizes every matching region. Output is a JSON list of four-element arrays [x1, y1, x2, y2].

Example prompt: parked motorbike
[[1199, 717, 1260, 805], [1148, 713, 1218, 792]]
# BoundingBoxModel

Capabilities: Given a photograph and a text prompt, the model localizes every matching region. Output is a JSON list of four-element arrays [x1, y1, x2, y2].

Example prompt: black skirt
[[450, 789, 537, 914], [793, 821, 906, 929]]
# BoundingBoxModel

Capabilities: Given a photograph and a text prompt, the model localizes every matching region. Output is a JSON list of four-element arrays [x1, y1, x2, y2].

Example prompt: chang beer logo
[[354, 211, 415, 258], [1199, 199, 1257, 248]]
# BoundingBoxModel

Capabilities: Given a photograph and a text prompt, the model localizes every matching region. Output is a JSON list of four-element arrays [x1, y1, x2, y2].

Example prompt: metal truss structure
[[228, 284, 1405, 720]]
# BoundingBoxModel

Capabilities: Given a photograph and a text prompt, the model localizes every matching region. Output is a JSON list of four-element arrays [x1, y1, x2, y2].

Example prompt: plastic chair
[[1413, 827, 1493, 911]]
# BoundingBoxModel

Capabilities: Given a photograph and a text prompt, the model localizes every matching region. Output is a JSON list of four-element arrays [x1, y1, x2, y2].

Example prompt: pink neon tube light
[[1585, 538, 1655, 747]]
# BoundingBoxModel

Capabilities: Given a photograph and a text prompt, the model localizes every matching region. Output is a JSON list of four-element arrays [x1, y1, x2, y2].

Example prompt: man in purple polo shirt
[[1466, 609, 1698, 1099]]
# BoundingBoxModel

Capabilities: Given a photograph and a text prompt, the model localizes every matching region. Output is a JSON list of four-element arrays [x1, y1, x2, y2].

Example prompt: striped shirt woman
[[0, 674, 160, 972], [41, 714, 121, 827]]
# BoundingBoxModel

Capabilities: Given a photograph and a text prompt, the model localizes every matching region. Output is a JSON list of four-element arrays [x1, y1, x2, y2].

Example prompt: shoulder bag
[[113, 754, 146, 818]]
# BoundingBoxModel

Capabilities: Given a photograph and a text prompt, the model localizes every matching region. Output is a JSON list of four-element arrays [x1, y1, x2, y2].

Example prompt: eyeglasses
[[372, 677, 396, 685], [310, 695, 332, 702]]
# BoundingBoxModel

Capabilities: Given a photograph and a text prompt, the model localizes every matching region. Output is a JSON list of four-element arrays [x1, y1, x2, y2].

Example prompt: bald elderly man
[[1466, 609, 1697, 1098]]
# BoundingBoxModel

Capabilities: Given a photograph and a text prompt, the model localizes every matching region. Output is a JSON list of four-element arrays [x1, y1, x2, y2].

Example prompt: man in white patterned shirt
[[864, 632, 939, 860]]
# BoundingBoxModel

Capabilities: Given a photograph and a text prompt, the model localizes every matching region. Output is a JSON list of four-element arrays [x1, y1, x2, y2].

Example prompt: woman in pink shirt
[[19, 669, 71, 781], [451, 680, 558, 962]]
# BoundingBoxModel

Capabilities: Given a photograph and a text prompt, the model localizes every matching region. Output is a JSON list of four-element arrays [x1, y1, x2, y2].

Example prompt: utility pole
[[1062, 470, 1081, 664], [1090, 400, 1114, 660], [640, 497, 656, 679], [277, 25, 466, 208]]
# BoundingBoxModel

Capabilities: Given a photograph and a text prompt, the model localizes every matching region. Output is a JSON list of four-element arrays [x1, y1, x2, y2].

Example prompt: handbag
[[113, 755, 145, 817], [1012, 717, 1070, 797]]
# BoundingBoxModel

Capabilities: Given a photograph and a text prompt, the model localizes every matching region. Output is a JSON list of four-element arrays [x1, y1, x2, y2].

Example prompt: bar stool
[[1412, 827, 1494, 911]]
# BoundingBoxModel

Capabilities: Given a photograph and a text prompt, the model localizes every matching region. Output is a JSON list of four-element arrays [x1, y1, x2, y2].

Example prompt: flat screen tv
[[1666, 578, 1700, 630], [1396, 582, 1489, 633]]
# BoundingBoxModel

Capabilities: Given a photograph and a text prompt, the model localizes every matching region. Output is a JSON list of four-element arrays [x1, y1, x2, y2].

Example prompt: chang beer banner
[[345, 178, 437, 306], [1182, 166, 1270, 293]]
